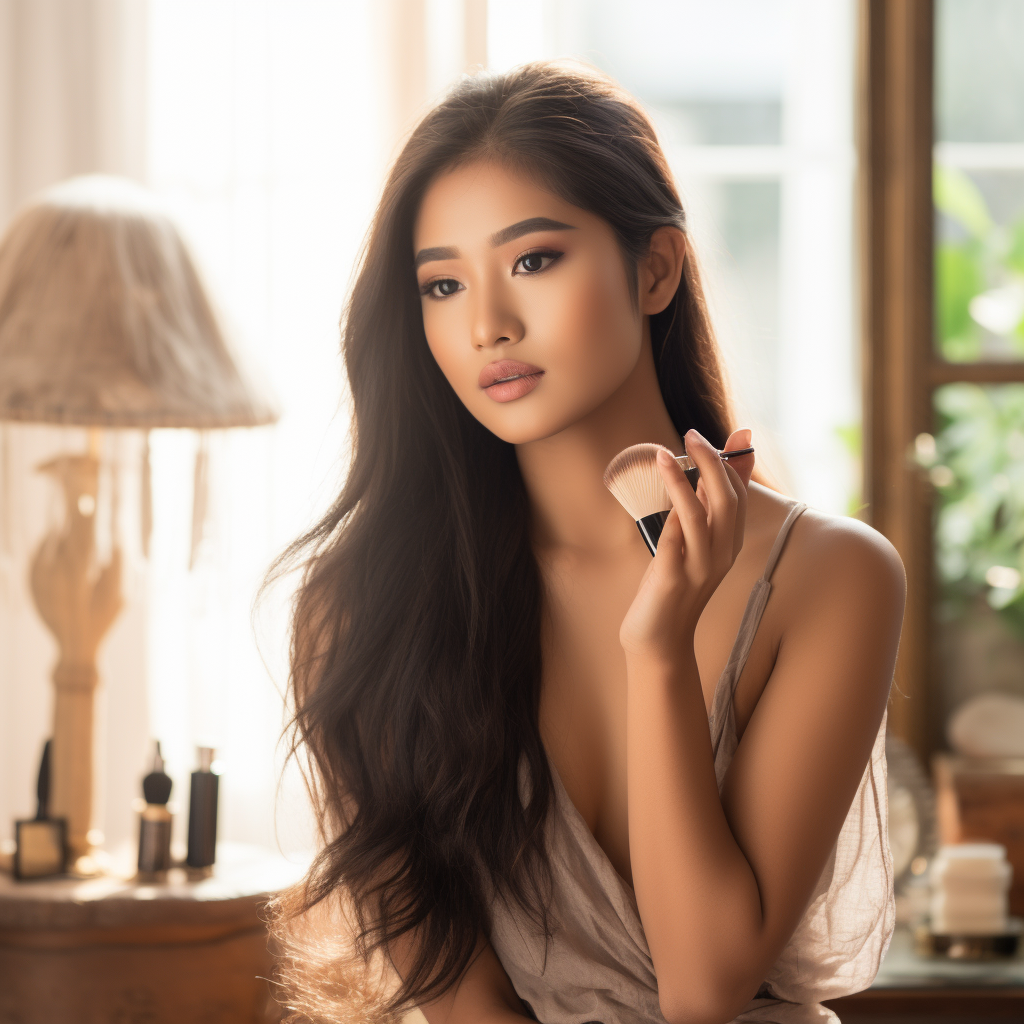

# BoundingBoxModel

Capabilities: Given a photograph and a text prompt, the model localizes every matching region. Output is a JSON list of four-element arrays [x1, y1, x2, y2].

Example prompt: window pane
[[931, 383, 1024, 738], [936, 0, 1024, 143], [645, 100, 781, 147], [934, 0, 1024, 362]]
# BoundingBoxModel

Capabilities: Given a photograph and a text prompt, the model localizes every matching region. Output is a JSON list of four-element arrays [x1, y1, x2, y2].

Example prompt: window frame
[[858, 0, 1024, 766]]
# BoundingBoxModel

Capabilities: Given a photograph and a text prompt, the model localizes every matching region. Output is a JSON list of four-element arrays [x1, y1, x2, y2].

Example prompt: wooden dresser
[[0, 842, 305, 1024]]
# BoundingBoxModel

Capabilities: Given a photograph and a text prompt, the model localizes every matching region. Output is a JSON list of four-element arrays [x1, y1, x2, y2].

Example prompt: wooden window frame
[[859, 0, 1024, 767]]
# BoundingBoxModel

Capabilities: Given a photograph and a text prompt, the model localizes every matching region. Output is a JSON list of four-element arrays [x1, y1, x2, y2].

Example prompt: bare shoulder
[[738, 485, 906, 730], [746, 483, 906, 614]]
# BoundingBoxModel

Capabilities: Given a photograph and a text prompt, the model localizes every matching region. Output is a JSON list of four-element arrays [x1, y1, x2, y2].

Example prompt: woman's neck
[[516, 332, 684, 553]]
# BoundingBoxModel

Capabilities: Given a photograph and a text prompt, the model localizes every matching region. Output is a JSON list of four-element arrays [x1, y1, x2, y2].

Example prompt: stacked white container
[[929, 843, 1013, 935]]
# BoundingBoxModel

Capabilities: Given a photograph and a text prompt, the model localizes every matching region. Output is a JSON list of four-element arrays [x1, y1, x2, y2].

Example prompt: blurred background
[[0, 0, 1023, 1020], [0, 0, 866, 874]]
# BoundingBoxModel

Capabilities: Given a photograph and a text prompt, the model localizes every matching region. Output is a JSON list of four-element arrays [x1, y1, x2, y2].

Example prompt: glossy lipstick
[[479, 359, 544, 403]]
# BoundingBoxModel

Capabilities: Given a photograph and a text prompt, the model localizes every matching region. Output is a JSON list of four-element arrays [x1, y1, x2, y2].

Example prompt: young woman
[[273, 62, 904, 1024]]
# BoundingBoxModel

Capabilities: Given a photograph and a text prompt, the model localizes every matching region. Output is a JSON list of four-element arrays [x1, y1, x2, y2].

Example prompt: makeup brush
[[602, 442, 755, 555]]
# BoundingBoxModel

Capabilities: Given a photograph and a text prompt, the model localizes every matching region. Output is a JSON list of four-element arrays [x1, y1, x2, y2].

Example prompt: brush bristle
[[603, 443, 674, 520]]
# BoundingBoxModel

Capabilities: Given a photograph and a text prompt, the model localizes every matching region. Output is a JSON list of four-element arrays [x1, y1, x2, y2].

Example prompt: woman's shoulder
[[747, 483, 905, 604]]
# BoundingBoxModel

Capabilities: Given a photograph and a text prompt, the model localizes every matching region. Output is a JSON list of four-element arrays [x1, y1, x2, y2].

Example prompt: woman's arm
[[620, 432, 904, 1024]]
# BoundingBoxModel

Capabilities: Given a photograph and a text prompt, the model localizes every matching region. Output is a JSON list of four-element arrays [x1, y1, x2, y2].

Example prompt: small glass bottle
[[137, 741, 173, 877], [186, 745, 219, 873]]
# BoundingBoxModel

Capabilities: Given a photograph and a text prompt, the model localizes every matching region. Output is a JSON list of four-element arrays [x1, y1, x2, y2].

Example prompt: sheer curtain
[[141, 0, 387, 860], [142, 0, 486, 858], [0, 0, 152, 861], [1, 0, 483, 863]]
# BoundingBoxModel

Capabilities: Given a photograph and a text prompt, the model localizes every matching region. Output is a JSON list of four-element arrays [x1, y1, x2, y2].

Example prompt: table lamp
[[0, 175, 278, 872]]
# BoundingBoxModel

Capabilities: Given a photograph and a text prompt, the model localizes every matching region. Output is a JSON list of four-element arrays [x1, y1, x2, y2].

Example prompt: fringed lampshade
[[0, 174, 277, 427], [0, 175, 278, 871]]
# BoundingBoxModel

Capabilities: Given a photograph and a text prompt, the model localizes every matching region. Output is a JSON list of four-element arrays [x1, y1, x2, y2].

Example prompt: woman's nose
[[469, 280, 524, 350]]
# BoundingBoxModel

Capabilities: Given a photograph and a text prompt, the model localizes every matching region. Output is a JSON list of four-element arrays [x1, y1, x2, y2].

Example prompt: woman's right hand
[[618, 427, 754, 665]]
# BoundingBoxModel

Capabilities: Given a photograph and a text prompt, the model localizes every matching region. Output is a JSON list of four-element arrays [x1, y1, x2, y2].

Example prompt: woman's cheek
[[543, 267, 638, 387], [423, 306, 474, 398]]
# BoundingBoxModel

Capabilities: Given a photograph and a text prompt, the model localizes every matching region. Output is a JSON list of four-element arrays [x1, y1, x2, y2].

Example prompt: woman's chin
[[479, 420, 551, 446], [476, 408, 592, 447]]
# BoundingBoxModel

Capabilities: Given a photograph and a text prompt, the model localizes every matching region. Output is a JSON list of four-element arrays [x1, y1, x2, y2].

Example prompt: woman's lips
[[479, 359, 545, 403]]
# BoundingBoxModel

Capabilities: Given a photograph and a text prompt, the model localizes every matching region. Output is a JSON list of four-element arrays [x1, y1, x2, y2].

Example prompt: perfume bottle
[[14, 739, 67, 880], [137, 741, 173, 877], [186, 746, 219, 872]]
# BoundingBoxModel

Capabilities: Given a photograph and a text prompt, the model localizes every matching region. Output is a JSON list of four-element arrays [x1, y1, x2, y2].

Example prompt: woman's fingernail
[[657, 448, 673, 466]]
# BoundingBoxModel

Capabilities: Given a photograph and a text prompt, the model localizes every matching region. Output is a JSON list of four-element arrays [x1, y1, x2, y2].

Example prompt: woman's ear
[[639, 226, 686, 316]]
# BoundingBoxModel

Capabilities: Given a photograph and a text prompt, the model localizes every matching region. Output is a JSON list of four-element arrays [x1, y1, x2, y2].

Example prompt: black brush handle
[[636, 511, 669, 556]]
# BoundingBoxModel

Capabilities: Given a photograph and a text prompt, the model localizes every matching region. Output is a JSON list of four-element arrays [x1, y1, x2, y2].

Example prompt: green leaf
[[933, 383, 1024, 642], [834, 422, 861, 459], [934, 165, 993, 238], [1007, 218, 1024, 275], [936, 242, 983, 359], [1013, 313, 1024, 354]]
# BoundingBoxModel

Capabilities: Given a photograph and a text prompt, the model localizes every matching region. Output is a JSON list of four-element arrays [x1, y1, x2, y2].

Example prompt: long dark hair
[[269, 60, 735, 1020]]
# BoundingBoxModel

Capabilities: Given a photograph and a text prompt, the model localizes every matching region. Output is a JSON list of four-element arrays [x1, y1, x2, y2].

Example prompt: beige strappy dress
[[490, 501, 895, 1023]]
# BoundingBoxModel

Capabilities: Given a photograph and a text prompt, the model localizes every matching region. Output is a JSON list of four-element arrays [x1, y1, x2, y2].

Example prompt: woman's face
[[413, 159, 644, 445]]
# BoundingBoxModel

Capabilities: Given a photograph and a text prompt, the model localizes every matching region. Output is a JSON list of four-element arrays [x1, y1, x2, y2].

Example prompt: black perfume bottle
[[14, 739, 67, 880], [137, 741, 173, 877], [186, 746, 218, 871]]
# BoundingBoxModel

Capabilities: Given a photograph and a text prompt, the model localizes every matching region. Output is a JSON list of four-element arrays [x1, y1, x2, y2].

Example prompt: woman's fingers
[[681, 429, 738, 568], [656, 448, 709, 574], [653, 506, 683, 567], [723, 459, 748, 560], [721, 428, 752, 560], [722, 428, 755, 488]]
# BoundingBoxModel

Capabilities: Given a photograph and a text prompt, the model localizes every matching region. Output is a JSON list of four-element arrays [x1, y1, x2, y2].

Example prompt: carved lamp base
[[30, 451, 123, 866]]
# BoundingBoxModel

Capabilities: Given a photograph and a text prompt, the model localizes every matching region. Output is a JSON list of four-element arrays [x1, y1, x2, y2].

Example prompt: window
[[930, 0, 1024, 748], [862, 0, 1024, 763]]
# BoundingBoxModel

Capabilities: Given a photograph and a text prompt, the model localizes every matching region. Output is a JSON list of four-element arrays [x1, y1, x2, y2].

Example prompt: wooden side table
[[0, 842, 306, 1024], [823, 924, 1024, 1021]]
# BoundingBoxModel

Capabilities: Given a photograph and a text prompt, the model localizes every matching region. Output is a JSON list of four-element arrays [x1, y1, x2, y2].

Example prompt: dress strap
[[761, 500, 809, 583], [708, 500, 808, 787]]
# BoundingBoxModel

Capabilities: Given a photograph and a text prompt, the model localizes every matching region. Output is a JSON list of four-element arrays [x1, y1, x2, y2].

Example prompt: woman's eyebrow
[[414, 218, 576, 269], [489, 217, 576, 247], [414, 245, 459, 268]]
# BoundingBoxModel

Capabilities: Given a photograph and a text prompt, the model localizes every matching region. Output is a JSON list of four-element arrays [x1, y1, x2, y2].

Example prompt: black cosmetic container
[[14, 740, 67, 880], [186, 746, 219, 872], [137, 741, 173, 877]]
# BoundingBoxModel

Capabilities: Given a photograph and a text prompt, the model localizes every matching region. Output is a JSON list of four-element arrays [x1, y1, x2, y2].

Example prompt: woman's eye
[[514, 250, 561, 275], [422, 278, 462, 299]]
